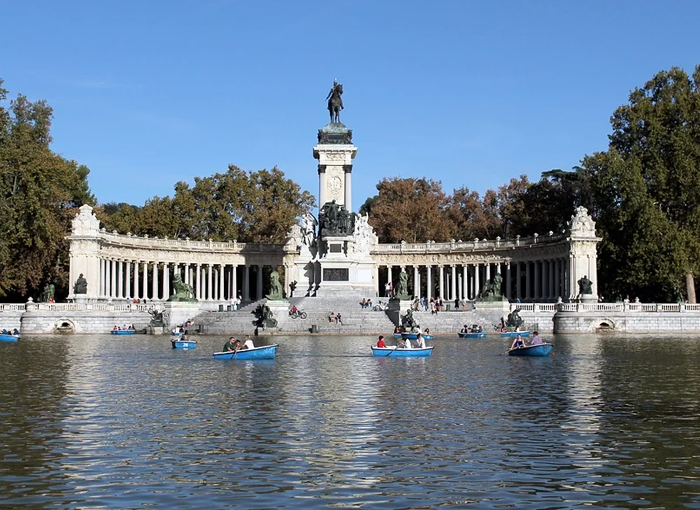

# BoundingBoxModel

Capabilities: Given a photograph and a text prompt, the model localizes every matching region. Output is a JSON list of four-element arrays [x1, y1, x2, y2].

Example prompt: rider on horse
[[326, 79, 344, 123]]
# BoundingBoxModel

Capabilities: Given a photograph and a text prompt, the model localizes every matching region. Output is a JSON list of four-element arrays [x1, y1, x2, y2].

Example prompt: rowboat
[[500, 331, 530, 338], [172, 339, 197, 350], [371, 346, 433, 357], [507, 343, 553, 357], [213, 344, 278, 360], [111, 329, 136, 335], [0, 333, 19, 342], [404, 332, 419, 340], [422, 334, 434, 341], [459, 332, 487, 338], [171, 331, 184, 337], [393, 333, 403, 339]]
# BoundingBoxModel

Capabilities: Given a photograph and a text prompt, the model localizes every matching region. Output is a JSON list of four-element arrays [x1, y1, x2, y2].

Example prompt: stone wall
[[0, 311, 23, 331], [554, 311, 700, 334], [21, 311, 152, 334]]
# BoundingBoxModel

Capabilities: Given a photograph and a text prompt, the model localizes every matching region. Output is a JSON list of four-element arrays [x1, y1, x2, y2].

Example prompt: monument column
[[534, 261, 540, 301], [474, 263, 480, 298], [219, 265, 225, 301], [196, 264, 202, 300], [243, 266, 250, 301]]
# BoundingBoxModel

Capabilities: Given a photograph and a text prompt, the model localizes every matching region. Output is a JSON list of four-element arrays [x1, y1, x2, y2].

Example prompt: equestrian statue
[[326, 79, 344, 124]]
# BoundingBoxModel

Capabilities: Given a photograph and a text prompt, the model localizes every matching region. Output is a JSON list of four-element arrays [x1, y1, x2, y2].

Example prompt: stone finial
[[71, 204, 100, 236], [569, 206, 597, 238]]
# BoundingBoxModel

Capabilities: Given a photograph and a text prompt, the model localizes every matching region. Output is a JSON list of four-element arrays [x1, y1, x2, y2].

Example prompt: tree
[[0, 80, 95, 300], [585, 66, 700, 301], [360, 177, 454, 243], [102, 166, 315, 243]]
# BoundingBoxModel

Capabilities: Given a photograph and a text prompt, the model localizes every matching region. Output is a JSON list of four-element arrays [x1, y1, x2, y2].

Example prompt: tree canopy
[[101, 166, 315, 243], [0, 79, 95, 300]]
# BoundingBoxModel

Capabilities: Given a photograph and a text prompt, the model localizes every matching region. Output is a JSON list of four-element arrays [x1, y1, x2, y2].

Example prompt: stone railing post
[[25, 297, 37, 311]]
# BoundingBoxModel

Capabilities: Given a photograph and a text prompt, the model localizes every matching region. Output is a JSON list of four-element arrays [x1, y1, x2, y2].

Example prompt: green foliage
[[362, 177, 454, 243], [582, 66, 700, 300], [0, 80, 95, 300], [101, 166, 315, 243]]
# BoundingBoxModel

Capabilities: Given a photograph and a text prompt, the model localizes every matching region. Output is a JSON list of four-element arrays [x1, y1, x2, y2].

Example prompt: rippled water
[[2, 334, 700, 509]]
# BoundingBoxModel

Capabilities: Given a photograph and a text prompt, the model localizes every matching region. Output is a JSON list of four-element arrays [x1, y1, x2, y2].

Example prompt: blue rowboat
[[422, 334, 434, 341], [371, 346, 433, 357], [171, 331, 184, 337], [393, 333, 403, 339], [507, 343, 553, 357], [213, 344, 278, 360], [404, 333, 419, 340], [172, 339, 197, 350], [111, 330, 136, 335], [0, 333, 19, 342], [500, 331, 530, 338], [459, 332, 487, 338]]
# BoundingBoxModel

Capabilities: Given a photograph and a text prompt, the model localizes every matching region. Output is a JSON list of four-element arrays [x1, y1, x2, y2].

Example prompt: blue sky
[[3, 0, 699, 212]]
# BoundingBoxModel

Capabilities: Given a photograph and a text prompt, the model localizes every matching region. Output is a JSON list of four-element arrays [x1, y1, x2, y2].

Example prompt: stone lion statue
[[168, 274, 196, 302]]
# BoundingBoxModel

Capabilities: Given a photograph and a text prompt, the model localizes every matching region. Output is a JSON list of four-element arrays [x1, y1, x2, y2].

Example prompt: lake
[[2, 333, 700, 509]]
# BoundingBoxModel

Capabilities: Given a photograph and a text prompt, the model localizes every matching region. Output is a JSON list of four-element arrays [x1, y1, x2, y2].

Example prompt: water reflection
[[2, 334, 700, 508]]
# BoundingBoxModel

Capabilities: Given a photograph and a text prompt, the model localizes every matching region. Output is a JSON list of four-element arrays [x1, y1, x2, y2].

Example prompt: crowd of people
[[359, 298, 373, 309], [1, 328, 20, 336], [460, 324, 484, 333]]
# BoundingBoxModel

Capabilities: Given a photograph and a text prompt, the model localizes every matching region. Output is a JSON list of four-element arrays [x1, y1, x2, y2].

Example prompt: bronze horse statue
[[326, 80, 344, 123]]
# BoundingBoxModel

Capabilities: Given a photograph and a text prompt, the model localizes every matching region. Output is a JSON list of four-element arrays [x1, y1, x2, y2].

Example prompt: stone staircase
[[192, 297, 551, 336]]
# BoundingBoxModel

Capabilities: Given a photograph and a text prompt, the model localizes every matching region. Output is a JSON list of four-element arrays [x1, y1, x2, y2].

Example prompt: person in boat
[[416, 333, 426, 349], [1, 329, 7, 334], [477, 325, 483, 333], [510, 334, 525, 350], [403, 337, 413, 349], [113, 325, 118, 331], [424, 328, 431, 335], [394, 326, 402, 334], [529, 331, 543, 346], [181, 330, 190, 341], [12, 328, 19, 336], [460, 324, 468, 334], [242, 336, 255, 349], [223, 336, 238, 352], [377, 335, 387, 348]]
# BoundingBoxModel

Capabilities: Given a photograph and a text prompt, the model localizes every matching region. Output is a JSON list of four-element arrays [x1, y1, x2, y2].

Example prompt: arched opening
[[55, 319, 75, 334]]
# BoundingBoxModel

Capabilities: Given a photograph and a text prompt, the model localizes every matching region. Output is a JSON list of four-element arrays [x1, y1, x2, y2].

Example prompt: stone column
[[219, 265, 224, 301], [110, 260, 116, 299], [207, 264, 213, 301], [243, 265, 250, 301], [426, 265, 432, 301], [142, 261, 148, 299], [126, 261, 131, 299], [485, 263, 491, 283], [232, 264, 238, 300], [438, 266, 444, 299], [413, 266, 420, 299], [116, 261, 122, 299], [387, 265, 393, 296], [318, 165, 327, 207], [554, 259, 561, 300], [98, 259, 104, 297], [195, 264, 201, 300], [451, 265, 457, 302], [256, 265, 263, 300], [344, 168, 352, 212], [525, 262, 532, 301], [163, 263, 170, 299], [462, 266, 468, 300], [506, 263, 512, 301], [133, 261, 139, 300], [185, 264, 190, 285], [534, 261, 540, 301], [152, 262, 158, 300], [474, 263, 480, 298]]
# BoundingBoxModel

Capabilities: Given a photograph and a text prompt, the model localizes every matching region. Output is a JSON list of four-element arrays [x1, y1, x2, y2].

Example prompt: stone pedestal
[[164, 301, 200, 331], [266, 299, 290, 318], [387, 299, 414, 327], [579, 294, 597, 304]]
